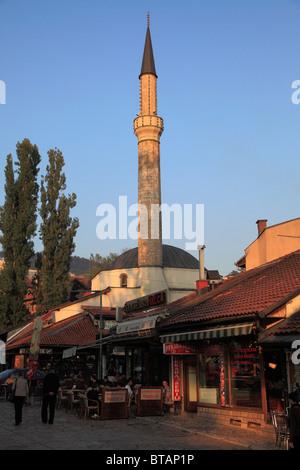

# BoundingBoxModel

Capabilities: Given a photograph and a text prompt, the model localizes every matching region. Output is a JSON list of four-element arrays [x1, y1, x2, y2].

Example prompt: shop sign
[[101, 389, 128, 419], [62, 347, 77, 359], [172, 357, 181, 401], [136, 386, 163, 416], [124, 290, 166, 314], [141, 389, 162, 400], [104, 390, 127, 403], [14, 355, 24, 368], [163, 342, 196, 355]]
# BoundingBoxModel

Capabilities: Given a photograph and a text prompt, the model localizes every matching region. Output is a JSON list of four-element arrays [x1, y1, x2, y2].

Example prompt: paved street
[[0, 400, 277, 451]]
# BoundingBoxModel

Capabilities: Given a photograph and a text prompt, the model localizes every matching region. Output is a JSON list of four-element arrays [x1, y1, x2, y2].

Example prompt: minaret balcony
[[134, 114, 164, 136]]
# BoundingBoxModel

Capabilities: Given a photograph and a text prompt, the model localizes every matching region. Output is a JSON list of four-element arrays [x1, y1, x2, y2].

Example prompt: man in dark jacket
[[41, 368, 60, 424]]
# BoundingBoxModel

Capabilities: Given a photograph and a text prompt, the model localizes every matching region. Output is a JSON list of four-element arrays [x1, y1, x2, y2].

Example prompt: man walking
[[41, 368, 60, 424], [12, 372, 29, 426]]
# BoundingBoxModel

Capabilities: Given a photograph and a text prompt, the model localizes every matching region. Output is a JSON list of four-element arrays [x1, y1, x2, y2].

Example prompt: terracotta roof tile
[[266, 313, 300, 337], [6, 313, 99, 349], [160, 250, 300, 328], [81, 305, 119, 317]]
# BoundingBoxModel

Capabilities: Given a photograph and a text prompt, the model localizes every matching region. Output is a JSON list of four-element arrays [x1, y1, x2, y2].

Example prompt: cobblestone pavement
[[0, 401, 277, 451]]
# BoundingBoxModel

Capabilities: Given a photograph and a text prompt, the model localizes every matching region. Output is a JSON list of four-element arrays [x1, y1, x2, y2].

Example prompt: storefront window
[[230, 341, 261, 408], [198, 345, 226, 405]]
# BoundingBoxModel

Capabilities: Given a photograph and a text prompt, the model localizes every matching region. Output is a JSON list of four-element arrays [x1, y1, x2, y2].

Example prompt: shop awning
[[160, 323, 254, 343], [116, 315, 160, 335], [62, 346, 77, 358]]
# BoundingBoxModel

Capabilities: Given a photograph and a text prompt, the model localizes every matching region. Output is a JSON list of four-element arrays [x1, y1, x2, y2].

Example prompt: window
[[198, 345, 226, 405], [120, 273, 128, 288], [230, 341, 261, 408]]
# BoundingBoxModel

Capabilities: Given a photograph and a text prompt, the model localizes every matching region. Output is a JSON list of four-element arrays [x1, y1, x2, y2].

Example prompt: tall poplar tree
[[36, 148, 79, 312], [0, 139, 41, 328]]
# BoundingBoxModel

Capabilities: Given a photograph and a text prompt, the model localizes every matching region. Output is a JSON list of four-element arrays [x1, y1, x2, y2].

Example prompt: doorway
[[183, 356, 197, 412]]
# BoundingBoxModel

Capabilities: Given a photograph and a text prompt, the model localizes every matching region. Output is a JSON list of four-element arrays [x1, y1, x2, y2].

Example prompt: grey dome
[[107, 244, 199, 270]]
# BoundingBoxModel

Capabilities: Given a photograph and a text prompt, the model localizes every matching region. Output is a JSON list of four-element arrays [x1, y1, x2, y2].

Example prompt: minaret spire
[[134, 16, 164, 267], [140, 13, 157, 79]]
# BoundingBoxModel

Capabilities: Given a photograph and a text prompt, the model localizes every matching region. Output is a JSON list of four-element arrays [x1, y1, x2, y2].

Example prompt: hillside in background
[[0, 252, 92, 276]]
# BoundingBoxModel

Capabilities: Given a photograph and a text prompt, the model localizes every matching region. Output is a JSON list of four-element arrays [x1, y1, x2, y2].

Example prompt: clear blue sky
[[0, 0, 300, 276]]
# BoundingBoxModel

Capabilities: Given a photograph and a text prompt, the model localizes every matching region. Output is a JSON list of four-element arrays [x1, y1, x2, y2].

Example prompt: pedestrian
[[12, 372, 29, 426], [41, 368, 60, 424], [288, 391, 300, 450], [162, 379, 172, 412]]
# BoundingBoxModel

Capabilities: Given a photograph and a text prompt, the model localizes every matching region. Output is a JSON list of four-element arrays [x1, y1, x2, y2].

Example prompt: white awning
[[62, 346, 77, 358], [117, 315, 160, 335]]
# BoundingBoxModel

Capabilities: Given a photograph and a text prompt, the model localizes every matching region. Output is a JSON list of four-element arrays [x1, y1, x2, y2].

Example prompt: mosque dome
[[107, 244, 199, 270]]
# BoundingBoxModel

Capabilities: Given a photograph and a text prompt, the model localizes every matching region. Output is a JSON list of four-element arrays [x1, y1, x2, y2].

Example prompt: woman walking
[[12, 372, 29, 426]]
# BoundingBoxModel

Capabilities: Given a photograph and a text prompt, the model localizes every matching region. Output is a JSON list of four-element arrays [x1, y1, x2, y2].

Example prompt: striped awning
[[160, 323, 253, 343]]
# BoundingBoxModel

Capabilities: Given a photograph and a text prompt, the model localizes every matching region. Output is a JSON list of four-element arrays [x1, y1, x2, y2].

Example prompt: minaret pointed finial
[[139, 12, 157, 78]]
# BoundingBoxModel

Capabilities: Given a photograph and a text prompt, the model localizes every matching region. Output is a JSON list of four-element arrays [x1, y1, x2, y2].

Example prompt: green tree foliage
[[35, 148, 79, 312], [88, 252, 119, 279], [0, 139, 41, 328]]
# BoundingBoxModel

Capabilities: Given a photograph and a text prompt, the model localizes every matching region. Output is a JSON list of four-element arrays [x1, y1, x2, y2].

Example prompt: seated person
[[5, 373, 15, 401], [102, 376, 112, 387], [87, 383, 101, 416], [89, 374, 98, 387], [162, 380, 172, 412], [5, 373, 15, 385], [71, 374, 80, 389], [125, 378, 134, 399]]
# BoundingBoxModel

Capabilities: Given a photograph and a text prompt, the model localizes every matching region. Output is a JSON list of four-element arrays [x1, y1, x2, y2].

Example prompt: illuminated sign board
[[124, 290, 166, 314]]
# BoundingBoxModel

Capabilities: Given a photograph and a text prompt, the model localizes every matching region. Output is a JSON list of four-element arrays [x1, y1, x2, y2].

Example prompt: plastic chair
[[56, 388, 68, 409], [66, 390, 80, 414]]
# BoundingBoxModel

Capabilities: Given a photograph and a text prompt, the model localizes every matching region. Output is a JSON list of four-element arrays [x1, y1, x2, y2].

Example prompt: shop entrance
[[183, 356, 197, 412]]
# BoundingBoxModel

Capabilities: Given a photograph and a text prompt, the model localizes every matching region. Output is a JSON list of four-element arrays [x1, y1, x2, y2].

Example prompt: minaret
[[134, 14, 164, 267]]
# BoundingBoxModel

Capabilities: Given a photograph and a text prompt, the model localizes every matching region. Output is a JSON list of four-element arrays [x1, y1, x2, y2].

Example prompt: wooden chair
[[78, 393, 99, 420], [127, 393, 134, 418], [270, 410, 290, 449], [66, 390, 80, 414]]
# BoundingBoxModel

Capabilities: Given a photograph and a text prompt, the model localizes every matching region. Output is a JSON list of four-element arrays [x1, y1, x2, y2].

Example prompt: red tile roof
[[81, 305, 120, 318], [160, 250, 300, 328], [6, 313, 99, 350], [264, 313, 300, 337]]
